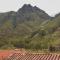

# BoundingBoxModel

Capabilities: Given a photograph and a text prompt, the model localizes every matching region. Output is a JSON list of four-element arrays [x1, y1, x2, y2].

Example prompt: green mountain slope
[[0, 4, 60, 51]]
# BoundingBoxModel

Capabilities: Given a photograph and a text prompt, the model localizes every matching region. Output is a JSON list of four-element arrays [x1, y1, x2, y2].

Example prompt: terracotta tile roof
[[0, 50, 14, 60], [6, 53, 60, 60], [0, 49, 60, 60]]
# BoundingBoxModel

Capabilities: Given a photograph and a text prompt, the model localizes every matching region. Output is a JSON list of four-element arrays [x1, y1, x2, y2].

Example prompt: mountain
[[0, 4, 60, 51], [0, 4, 51, 35], [17, 4, 51, 22], [0, 4, 51, 24]]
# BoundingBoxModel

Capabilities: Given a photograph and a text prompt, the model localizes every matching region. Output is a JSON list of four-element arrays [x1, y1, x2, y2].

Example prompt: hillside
[[0, 4, 60, 51]]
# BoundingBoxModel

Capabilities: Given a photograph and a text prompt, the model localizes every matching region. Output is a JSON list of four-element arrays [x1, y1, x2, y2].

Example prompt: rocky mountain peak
[[17, 4, 51, 20], [18, 4, 34, 13]]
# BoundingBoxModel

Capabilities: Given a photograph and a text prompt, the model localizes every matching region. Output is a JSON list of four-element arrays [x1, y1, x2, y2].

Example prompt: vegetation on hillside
[[0, 4, 60, 52]]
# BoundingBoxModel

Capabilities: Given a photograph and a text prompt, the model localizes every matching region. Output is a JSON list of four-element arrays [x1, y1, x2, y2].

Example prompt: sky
[[0, 0, 60, 16]]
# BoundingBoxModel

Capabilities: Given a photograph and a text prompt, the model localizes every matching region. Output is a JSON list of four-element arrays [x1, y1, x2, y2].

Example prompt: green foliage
[[0, 4, 60, 52]]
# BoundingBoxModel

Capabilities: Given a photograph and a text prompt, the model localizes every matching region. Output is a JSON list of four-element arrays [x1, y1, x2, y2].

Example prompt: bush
[[49, 45, 55, 52]]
